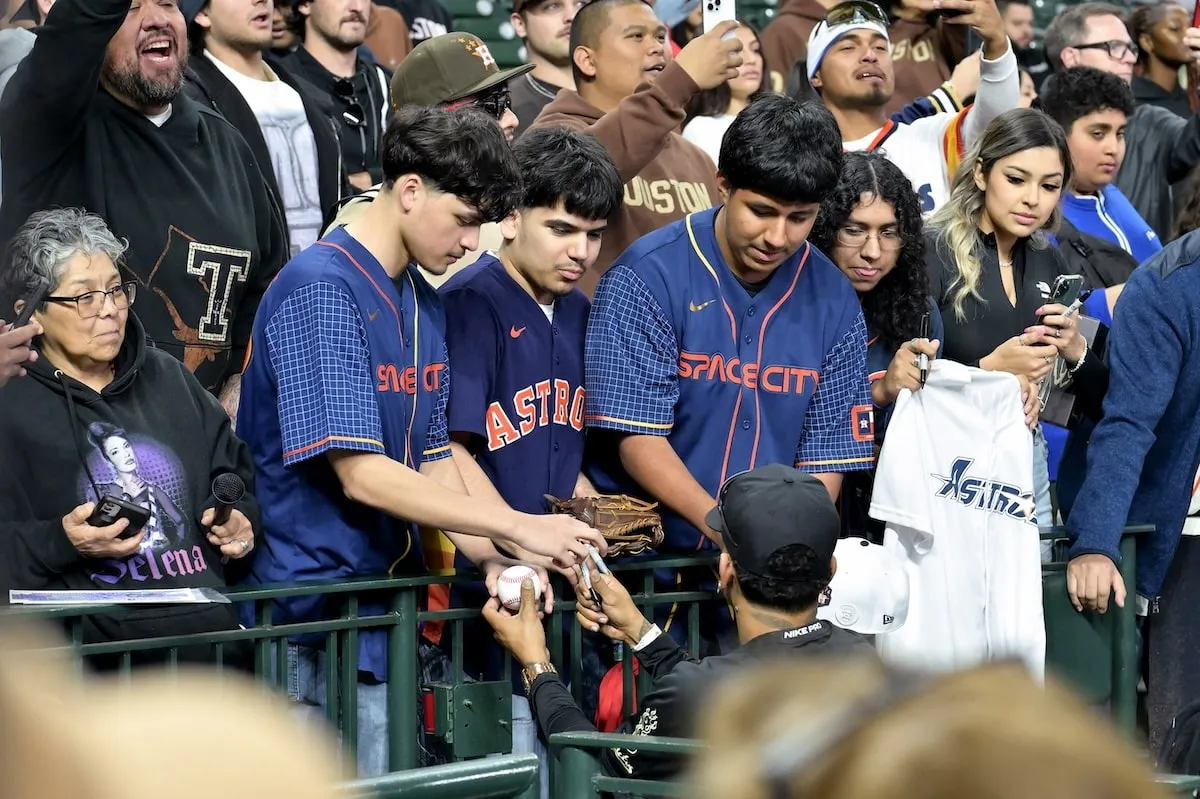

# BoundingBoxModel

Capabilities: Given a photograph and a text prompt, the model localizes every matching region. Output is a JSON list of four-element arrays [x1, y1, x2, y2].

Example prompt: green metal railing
[[10, 526, 1151, 793], [25, 554, 719, 776], [1041, 524, 1147, 735], [338, 754, 538, 799], [546, 731, 1200, 798], [549, 731, 702, 798]]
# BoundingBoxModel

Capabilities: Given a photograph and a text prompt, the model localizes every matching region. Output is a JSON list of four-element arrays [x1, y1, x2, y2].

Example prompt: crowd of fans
[[1, 0, 1199, 791]]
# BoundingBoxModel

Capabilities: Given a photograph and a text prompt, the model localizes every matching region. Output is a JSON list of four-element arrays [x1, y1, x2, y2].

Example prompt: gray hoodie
[[0, 27, 36, 208]]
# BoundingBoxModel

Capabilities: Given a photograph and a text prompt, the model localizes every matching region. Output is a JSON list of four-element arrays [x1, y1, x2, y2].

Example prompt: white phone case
[[702, 0, 737, 34]]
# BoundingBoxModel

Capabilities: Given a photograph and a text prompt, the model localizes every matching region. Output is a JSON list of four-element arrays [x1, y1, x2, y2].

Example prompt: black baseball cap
[[704, 465, 840, 582]]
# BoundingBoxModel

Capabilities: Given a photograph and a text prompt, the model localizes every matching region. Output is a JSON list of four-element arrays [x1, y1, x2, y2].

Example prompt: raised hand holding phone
[[675, 19, 744, 90]]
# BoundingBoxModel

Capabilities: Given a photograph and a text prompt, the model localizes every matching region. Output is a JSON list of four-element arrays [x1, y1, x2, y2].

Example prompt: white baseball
[[498, 565, 541, 611]]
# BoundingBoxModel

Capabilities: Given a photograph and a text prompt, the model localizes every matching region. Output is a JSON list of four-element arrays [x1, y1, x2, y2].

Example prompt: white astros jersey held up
[[869, 360, 1045, 679]]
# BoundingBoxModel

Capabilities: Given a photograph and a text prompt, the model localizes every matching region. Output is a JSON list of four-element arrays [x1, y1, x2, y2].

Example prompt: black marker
[[918, 312, 930, 388]]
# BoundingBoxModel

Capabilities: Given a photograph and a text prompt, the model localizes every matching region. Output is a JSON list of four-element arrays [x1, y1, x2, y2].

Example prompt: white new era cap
[[817, 537, 909, 635]]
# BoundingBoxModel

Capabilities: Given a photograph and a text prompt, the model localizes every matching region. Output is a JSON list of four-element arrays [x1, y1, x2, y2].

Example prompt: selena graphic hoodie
[[0, 314, 260, 646]]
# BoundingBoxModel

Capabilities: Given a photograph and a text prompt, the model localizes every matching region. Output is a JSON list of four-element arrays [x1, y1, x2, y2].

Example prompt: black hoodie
[[0, 315, 261, 649], [0, 0, 288, 393]]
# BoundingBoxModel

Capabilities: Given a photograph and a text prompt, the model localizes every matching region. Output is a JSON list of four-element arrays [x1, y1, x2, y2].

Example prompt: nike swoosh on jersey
[[689, 299, 716, 312], [367, 310, 379, 322], [510, 326, 526, 338]]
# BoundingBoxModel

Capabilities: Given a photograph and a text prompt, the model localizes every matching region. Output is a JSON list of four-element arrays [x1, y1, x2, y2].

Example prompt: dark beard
[[102, 54, 188, 110], [842, 85, 891, 111]]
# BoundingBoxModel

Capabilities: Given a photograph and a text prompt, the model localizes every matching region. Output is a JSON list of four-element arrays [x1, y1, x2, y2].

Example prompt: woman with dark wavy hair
[[812, 151, 941, 431], [810, 151, 941, 539]]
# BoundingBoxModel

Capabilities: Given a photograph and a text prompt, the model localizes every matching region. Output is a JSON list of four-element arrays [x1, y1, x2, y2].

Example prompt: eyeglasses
[[334, 78, 367, 129], [835, 226, 903, 250], [823, 0, 888, 28], [446, 84, 512, 121], [45, 281, 137, 319], [1072, 39, 1139, 61]]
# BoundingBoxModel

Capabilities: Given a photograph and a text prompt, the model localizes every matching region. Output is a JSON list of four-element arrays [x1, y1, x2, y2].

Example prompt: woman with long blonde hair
[[925, 108, 1108, 527]]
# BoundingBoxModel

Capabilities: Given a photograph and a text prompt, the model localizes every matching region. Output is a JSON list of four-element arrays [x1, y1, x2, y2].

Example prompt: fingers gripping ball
[[498, 565, 542, 611]]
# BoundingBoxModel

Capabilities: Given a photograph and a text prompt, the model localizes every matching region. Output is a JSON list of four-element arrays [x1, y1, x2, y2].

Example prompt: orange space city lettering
[[677, 351, 820, 395], [485, 379, 586, 451], [377, 362, 447, 394]]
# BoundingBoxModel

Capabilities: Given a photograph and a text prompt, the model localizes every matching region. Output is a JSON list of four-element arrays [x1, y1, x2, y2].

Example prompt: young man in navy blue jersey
[[236, 107, 605, 776], [584, 94, 874, 652], [438, 126, 622, 792]]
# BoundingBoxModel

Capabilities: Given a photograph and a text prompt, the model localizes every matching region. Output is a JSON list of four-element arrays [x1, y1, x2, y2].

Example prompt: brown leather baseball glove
[[544, 494, 665, 557]]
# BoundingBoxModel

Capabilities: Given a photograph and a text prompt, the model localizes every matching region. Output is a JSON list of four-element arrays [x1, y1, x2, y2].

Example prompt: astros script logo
[[933, 457, 1037, 525]]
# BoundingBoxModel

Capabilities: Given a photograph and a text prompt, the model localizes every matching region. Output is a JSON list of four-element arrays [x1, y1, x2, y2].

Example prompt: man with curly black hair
[[1041, 66, 1161, 264]]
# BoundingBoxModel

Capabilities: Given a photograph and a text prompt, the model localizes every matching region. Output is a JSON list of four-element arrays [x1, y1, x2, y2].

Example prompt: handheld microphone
[[211, 473, 245, 526]]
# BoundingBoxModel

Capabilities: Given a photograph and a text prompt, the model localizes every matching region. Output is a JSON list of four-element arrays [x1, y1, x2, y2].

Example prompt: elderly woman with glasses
[[0, 208, 259, 662], [809, 152, 943, 540]]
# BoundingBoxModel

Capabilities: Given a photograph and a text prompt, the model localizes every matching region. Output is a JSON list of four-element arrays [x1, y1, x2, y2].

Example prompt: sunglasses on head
[[823, 0, 888, 27]]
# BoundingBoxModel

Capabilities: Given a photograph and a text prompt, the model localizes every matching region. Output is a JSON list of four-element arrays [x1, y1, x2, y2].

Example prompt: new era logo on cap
[[816, 537, 910, 635]]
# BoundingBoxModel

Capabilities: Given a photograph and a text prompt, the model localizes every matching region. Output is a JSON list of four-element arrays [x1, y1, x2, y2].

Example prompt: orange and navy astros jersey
[[584, 208, 875, 552]]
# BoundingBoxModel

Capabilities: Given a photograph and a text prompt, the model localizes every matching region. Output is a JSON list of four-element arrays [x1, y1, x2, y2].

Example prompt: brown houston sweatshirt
[[529, 60, 719, 297], [760, 0, 829, 93], [885, 14, 968, 115]]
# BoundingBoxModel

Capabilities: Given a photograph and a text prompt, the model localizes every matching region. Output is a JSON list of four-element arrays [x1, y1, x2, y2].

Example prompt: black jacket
[[184, 54, 348, 235], [0, 314, 261, 647], [1115, 100, 1200, 241], [528, 620, 873, 780], [281, 48, 390, 185], [0, 0, 287, 393], [1053, 218, 1138, 291]]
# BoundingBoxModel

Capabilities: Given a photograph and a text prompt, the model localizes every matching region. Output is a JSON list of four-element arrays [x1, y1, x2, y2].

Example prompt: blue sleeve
[[889, 86, 959, 124], [795, 310, 876, 472], [1083, 288, 1112, 327], [929, 297, 945, 358], [265, 282, 384, 467], [585, 265, 678, 435], [424, 340, 452, 462], [441, 287, 500, 442], [1066, 270, 1183, 563], [889, 96, 938, 124]]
